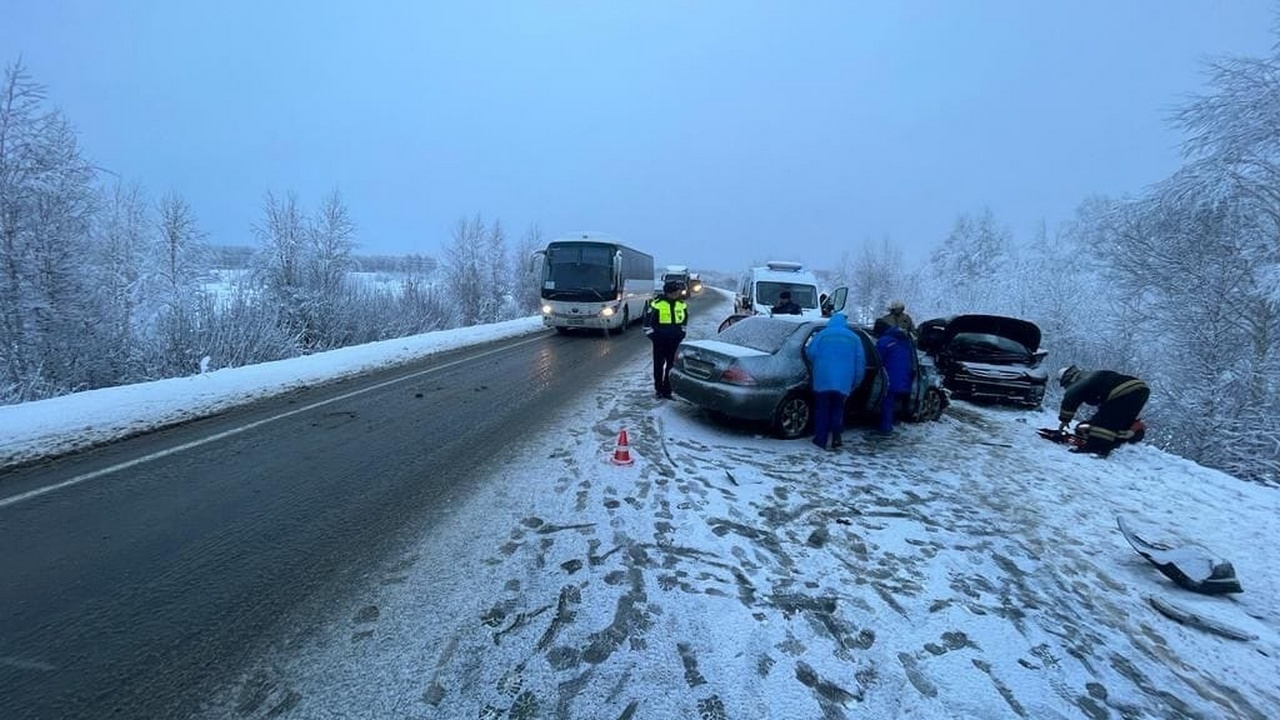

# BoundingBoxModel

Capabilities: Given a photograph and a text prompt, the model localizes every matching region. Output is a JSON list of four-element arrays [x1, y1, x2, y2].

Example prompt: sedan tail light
[[720, 364, 757, 386]]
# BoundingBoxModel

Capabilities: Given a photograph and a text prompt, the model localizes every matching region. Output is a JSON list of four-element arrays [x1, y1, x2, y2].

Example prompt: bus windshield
[[544, 243, 616, 298]]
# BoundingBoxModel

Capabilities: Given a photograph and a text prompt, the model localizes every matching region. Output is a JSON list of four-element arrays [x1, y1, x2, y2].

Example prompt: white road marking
[[0, 335, 551, 510], [0, 656, 57, 671]]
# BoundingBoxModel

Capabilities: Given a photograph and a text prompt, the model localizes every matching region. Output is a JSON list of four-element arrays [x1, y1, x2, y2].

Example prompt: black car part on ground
[[1117, 516, 1243, 595]]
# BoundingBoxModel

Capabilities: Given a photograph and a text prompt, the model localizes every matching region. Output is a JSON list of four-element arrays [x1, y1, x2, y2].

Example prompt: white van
[[736, 261, 827, 317]]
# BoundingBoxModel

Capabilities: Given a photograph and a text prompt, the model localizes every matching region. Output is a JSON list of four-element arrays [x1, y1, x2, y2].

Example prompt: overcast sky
[[3, 1, 1276, 272]]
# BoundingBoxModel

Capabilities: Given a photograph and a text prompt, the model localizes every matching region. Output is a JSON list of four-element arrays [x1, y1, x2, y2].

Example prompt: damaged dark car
[[918, 314, 1049, 408]]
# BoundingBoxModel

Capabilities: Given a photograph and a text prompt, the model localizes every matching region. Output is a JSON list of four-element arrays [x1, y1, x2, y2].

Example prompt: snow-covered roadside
[[0, 317, 547, 469], [201, 290, 1280, 720]]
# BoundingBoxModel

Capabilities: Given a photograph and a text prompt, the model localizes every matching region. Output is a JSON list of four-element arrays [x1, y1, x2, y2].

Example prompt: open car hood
[[940, 314, 1041, 352]]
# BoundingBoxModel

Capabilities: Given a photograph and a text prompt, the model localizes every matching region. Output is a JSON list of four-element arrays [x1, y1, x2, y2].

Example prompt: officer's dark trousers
[[651, 334, 680, 396]]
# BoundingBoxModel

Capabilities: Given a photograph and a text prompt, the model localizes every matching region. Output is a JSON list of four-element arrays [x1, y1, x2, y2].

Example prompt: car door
[[849, 328, 887, 417]]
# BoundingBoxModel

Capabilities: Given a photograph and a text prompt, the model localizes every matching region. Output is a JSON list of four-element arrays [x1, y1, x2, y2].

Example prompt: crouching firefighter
[[1056, 365, 1149, 457], [644, 281, 688, 399]]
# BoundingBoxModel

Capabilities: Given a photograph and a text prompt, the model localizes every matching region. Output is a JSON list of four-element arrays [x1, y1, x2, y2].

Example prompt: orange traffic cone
[[611, 428, 635, 466]]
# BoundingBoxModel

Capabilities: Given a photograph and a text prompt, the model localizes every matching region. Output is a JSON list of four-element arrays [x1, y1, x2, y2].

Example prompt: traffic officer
[[644, 280, 689, 398]]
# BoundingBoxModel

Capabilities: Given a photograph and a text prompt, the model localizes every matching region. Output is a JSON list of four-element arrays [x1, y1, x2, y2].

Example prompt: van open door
[[822, 286, 848, 316]]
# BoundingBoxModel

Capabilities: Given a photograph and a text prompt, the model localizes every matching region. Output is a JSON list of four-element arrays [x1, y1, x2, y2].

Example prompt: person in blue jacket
[[803, 312, 866, 450], [874, 319, 915, 434]]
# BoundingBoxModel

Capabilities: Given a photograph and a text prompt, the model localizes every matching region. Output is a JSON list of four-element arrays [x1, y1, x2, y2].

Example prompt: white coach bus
[[531, 232, 655, 334]]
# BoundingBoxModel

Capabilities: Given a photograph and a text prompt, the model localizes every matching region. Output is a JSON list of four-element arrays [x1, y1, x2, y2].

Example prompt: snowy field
[[2, 291, 1276, 719], [198, 268, 418, 307]]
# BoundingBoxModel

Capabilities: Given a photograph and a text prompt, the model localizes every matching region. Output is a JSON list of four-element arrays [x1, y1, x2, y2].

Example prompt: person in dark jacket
[[771, 290, 803, 315], [803, 312, 866, 450], [1057, 365, 1149, 457], [644, 281, 689, 398], [874, 320, 914, 434]]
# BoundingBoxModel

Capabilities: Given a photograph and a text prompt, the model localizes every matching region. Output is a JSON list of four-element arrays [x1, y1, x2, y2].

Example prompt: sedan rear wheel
[[772, 393, 813, 439]]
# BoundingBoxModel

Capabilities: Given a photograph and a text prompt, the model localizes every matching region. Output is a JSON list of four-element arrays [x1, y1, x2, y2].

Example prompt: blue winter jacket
[[803, 313, 866, 394], [876, 326, 914, 393]]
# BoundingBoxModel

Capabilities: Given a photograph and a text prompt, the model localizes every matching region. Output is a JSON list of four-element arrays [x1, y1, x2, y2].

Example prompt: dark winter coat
[[1058, 370, 1147, 425], [875, 326, 914, 393], [803, 313, 866, 394], [772, 300, 803, 315]]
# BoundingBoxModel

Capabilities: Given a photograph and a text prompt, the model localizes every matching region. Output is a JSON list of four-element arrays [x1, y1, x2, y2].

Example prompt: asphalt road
[[0, 303, 707, 720]]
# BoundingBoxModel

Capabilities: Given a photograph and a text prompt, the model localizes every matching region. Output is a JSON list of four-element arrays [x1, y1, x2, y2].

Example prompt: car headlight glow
[[601, 306, 615, 317], [541, 304, 553, 314]]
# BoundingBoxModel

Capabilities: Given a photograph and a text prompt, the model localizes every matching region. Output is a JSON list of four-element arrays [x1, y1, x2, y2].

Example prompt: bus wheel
[[613, 307, 629, 334]]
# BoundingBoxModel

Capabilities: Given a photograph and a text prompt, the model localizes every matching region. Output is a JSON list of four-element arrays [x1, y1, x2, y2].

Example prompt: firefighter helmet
[[1057, 365, 1082, 388]]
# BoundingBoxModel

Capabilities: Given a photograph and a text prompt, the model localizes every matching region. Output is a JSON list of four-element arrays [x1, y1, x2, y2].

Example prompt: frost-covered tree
[[252, 190, 308, 347], [0, 59, 99, 401], [848, 237, 907, 325], [151, 191, 208, 375], [919, 207, 1015, 316], [477, 218, 508, 322], [304, 189, 357, 347], [442, 213, 487, 327], [93, 181, 151, 381], [509, 223, 544, 315]]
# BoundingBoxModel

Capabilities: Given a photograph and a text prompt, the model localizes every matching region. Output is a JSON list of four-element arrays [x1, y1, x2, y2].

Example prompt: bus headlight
[[601, 306, 615, 317], [541, 304, 553, 315]]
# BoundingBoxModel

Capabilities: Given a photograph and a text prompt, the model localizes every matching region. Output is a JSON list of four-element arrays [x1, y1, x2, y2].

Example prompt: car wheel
[[921, 387, 945, 421], [772, 393, 812, 439], [555, 327, 571, 335]]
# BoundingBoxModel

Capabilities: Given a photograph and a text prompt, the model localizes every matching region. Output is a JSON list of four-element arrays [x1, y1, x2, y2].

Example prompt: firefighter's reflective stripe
[[649, 299, 687, 325], [1087, 425, 1120, 442], [1108, 379, 1147, 401]]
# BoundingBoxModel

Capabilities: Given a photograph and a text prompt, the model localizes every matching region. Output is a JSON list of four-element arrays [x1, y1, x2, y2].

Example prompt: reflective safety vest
[[649, 298, 687, 326]]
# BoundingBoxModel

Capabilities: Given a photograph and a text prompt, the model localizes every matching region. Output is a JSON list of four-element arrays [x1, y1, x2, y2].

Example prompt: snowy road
[[0, 322, 690, 720], [202, 294, 1280, 720]]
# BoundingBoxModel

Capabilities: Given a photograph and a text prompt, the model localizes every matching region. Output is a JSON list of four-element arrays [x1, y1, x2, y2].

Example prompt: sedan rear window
[[719, 318, 805, 353]]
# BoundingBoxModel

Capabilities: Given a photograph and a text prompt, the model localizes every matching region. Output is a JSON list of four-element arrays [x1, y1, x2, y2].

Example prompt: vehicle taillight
[[721, 365, 756, 385]]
